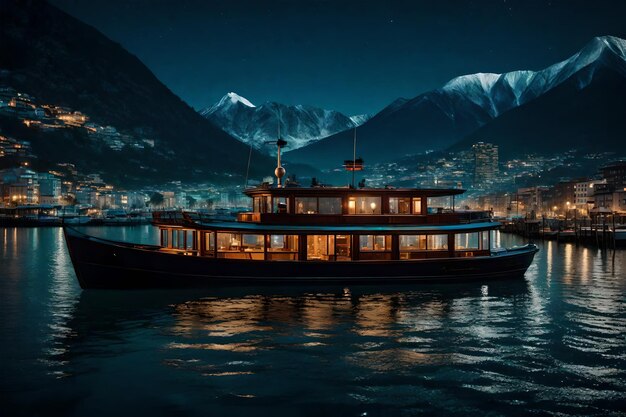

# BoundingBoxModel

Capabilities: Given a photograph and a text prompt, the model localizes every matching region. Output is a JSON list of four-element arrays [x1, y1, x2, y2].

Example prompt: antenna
[[277, 108, 281, 140], [244, 144, 253, 188], [342, 127, 363, 188], [264, 108, 287, 187], [352, 127, 357, 188]]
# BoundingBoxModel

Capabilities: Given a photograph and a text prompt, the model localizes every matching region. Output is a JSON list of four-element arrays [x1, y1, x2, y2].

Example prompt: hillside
[[0, 0, 277, 185]]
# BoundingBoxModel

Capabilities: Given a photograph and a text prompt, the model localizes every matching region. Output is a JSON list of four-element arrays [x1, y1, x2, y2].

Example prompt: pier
[[501, 212, 626, 248]]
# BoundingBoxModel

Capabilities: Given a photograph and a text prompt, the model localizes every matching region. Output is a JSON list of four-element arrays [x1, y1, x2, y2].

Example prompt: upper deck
[[239, 185, 476, 225]]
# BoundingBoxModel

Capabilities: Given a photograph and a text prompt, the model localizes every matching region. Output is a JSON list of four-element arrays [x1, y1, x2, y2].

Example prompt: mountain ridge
[[286, 35, 626, 168], [200, 92, 369, 153]]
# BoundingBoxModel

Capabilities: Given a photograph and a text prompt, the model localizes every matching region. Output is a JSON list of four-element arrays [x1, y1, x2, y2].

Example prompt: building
[[591, 162, 626, 214], [516, 186, 550, 216], [546, 180, 577, 215], [38, 173, 62, 205], [74, 185, 98, 206], [599, 161, 626, 188], [574, 178, 606, 214], [0, 167, 39, 205], [472, 142, 498, 189]]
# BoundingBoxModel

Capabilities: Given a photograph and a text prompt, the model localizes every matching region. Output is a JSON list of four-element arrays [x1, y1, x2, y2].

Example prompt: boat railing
[[152, 210, 186, 225], [235, 210, 493, 225], [237, 212, 261, 223]]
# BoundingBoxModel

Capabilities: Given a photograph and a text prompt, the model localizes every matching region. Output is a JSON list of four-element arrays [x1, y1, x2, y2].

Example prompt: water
[[1, 226, 625, 416]]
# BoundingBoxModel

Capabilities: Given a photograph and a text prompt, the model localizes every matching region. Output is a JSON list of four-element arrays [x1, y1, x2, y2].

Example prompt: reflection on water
[[1, 227, 625, 416]]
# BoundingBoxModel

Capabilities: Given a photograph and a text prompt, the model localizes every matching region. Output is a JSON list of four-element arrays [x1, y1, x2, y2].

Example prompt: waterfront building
[[74, 185, 98, 206], [472, 142, 498, 189], [38, 173, 62, 205], [0, 167, 39, 205], [546, 180, 577, 216], [593, 184, 626, 214], [574, 178, 606, 215], [516, 186, 550, 216]]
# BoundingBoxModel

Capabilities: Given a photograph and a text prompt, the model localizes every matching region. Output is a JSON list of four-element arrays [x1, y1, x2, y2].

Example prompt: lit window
[[295, 197, 318, 214], [359, 235, 391, 251], [389, 197, 410, 214], [348, 196, 381, 214]]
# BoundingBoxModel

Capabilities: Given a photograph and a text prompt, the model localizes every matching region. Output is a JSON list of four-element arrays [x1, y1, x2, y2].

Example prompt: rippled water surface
[[1, 226, 625, 416]]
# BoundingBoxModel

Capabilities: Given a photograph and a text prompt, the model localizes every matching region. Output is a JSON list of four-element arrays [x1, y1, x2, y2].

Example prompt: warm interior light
[[370, 202, 377, 211]]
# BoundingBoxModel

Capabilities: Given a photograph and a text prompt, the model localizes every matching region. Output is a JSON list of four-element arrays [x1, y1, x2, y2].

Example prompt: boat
[[64, 142, 538, 289]]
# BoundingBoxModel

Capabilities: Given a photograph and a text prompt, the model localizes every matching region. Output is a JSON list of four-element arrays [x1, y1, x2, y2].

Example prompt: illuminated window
[[427, 234, 448, 250], [307, 235, 351, 261], [267, 235, 299, 260], [399, 235, 426, 251], [348, 196, 381, 214], [204, 231, 215, 257], [217, 233, 264, 260], [359, 235, 391, 251], [389, 197, 410, 214], [272, 197, 289, 213], [455, 232, 480, 250], [253, 195, 271, 213], [295, 197, 318, 214], [412, 198, 422, 214]]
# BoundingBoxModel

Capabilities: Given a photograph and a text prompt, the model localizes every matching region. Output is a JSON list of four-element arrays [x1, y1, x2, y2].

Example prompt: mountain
[[452, 65, 626, 160], [200, 93, 364, 153], [0, 0, 276, 186], [349, 114, 371, 126], [286, 36, 626, 169]]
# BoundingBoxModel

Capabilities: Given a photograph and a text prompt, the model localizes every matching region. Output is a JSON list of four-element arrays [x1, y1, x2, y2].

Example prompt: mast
[[352, 127, 357, 188], [272, 108, 286, 187]]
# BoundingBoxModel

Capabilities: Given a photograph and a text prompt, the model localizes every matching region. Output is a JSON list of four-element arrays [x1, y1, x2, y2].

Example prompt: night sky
[[50, 0, 626, 116]]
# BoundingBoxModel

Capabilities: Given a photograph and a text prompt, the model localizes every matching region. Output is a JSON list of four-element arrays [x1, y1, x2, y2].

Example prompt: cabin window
[[272, 197, 289, 213], [399, 234, 427, 260], [253, 195, 271, 213], [427, 234, 448, 250], [455, 232, 480, 251], [242, 234, 264, 252], [204, 231, 215, 257], [359, 235, 392, 260], [267, 234, 299, 260], [166, 229, 197, 251], [335, 235, 351, 260], [186, 231, 196, 250], [400, 235, 427, 251], [295, 197, 318, 214], [161, 229, 169, 247], [359, 235, 391, 251], [412, 198, 422, 214], [216, 233, 264, 260], [306, 235, 351, 261], [482, 231, 490, 250], [389, 197, 410, 214], [318, 197, 342, 214], [348, 196, 381, 214]]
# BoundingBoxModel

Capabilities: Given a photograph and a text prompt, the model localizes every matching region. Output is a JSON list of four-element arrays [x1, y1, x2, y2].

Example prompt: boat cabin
[[157, 185, 497, 262], [238, 186, 469, 225]]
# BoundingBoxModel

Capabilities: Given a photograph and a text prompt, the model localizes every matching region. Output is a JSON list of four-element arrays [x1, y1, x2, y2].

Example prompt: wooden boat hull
[[64, 227, 539, 289]]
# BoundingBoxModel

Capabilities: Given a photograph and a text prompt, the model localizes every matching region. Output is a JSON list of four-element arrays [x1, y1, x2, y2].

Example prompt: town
[[1, 86, 625, 227]]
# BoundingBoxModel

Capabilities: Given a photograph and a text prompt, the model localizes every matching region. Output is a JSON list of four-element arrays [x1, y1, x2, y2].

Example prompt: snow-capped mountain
[[286, 36, 626, 168], [440, 35, 626, 118], [349, 114, 371, 126], [200, 93, 363, 153]]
